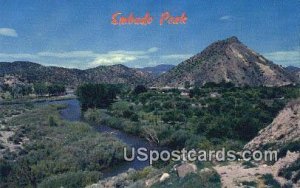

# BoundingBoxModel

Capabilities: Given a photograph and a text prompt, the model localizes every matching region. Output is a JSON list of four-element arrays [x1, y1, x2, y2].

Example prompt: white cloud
[[38, 51, 97, 58], [0, 28, 18, 37], [148, 47, 159, 53], [90, 53, 139, 66], [264, 50, 300, 67], [219, 15, 233, 21], [0, 47, 162, 68], [89, 48, 157, 67], [0, 53, 37, 59], [161, 54, 192, 60]]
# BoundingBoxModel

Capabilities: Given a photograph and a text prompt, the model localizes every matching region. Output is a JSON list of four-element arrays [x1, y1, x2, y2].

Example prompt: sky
[[0, 0, 299, 69]]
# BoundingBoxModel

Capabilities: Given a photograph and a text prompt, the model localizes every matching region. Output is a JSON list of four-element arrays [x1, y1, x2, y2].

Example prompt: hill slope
[[153, 37, 295, 87], [244, 99, 300, 151], [285, 66, 300, 82], [0, 61, 153, 86]]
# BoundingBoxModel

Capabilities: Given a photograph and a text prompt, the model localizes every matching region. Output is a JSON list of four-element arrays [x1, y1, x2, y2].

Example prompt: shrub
[[84, 109, 102, 124], [104, 117, 123, 129], [242, 161, 257, 169], [261, 174, 281, 188], [278, 140, 300, 158], [0, 159, 11, 183], [278, 159, 300, 183], [48, 116, 57, 127], [130, 113, 139, 122], [38, 171, 101, 188], [129, 166, 154, 181], [133, 85, 147, 95]]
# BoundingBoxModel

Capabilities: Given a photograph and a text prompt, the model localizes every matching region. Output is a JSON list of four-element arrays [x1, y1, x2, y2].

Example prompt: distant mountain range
[[152, 36, 297, 87], [285, 66, 300, 82], [138, 64, 175, 76], [0, 62, 153, 87], [0, 37, 299, 87]]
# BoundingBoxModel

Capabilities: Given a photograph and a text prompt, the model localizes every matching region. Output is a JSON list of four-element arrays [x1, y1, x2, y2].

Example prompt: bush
[[123, 120, 141, 135], [129, 166, 154, 181], [278, 159, 300, 183], [0, 159, 11, 183], [278, 140, 300, 158], [104, 117, 123, 129], [38, 171, 101, 188], [84, 109, 103, 124], [48, 116, 58, 127], [133, 85, 147, 95], [261, 174, 281, 188], [242, 161, 257, 169]]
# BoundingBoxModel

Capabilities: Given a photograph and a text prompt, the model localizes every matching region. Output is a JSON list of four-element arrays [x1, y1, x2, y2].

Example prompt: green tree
[[76, 84, 120, 110], [48, 84, 65, 96], [34, 83, 48, 96], [133, 85, 147, 95]]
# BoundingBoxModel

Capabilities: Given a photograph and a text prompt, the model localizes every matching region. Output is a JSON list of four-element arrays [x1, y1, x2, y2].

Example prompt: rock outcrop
[[176, 163, 197, 178]]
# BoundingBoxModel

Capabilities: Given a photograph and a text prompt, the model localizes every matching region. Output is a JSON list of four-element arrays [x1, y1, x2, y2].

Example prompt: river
[[40, 99, 161, 178]]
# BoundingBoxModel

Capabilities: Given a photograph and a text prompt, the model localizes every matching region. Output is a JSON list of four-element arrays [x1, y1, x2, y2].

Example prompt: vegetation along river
[[40, 99, 162, 178]]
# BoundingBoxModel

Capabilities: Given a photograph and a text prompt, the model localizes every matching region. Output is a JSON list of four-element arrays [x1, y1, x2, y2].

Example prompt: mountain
[[0, 61, 153, 87], [152, 36, 295, 87], [139, 64, 175, 76], [285, 66, 300, 82], [85, 64, 153, 85], [285, 66, 300, 72]]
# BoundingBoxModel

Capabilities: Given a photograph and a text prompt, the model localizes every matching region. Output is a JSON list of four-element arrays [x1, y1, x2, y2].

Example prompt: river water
[[40, 99, 161, 178]]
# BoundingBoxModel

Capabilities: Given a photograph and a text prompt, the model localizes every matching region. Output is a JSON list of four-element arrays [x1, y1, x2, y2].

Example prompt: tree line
[[34, 83, 66, 96], [0, 83, 66, 99]]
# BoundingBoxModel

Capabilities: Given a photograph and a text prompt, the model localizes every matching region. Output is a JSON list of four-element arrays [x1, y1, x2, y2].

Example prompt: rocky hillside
[[244, 99, 300, 151], [85, 64, 153, 85], [214, 99, 300, 188], [285, 66, 300, 82], [152, 36, 295, 87], [0, 61, 153, 87], [215, 99, 300, 187]]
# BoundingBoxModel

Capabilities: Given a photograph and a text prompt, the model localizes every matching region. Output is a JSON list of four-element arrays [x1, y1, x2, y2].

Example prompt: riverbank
[[53, 99, 165, 178], [0, 94, 77, 105]]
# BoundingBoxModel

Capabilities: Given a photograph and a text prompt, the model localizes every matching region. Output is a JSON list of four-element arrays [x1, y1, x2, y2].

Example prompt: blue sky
[[0, 0, 299, 69]]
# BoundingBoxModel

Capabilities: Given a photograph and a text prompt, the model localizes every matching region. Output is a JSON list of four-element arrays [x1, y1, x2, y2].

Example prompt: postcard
[[0, 1, 299, 187]]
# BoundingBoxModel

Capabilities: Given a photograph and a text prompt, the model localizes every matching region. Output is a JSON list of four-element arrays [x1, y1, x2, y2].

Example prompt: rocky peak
[[152, 36, 294, 87], [224, 36, 241, 44]]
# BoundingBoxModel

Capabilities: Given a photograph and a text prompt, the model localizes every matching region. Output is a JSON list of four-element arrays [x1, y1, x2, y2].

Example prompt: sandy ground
[[0, 130, 19, 152], [214, 151, 300, 188], [0, 113, 28, 157]]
